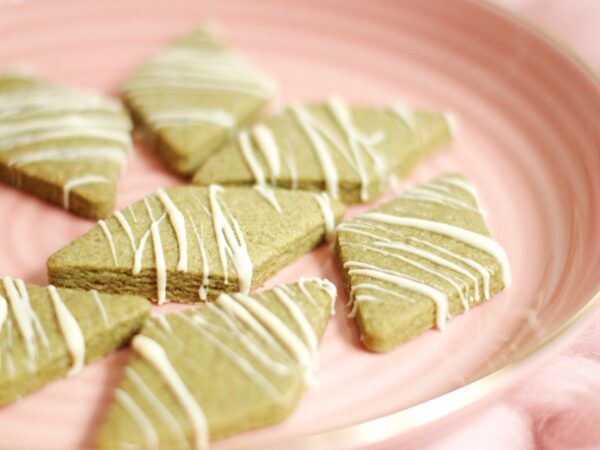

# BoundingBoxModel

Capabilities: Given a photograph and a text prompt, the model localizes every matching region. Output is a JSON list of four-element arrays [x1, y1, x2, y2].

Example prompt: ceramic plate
[[0, 0, 599, 449]]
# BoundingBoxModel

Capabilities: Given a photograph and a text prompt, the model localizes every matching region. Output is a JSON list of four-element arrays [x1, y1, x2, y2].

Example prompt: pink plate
[[0, 0, 599, 449]]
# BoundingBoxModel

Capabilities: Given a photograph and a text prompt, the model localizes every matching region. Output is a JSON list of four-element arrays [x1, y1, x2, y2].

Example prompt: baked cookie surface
[[336, 174, 510, 352], [0, 276, 150, 405], [97, 279, 336, 449], [194, 98, 453, 203], [48, 185, 344, 304], [0, 69, 132, 219], [123, 26, 277, 176]]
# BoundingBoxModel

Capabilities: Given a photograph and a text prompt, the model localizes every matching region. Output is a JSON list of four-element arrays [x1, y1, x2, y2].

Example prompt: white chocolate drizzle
[[114, 281, 334, 449], [289, 104, 339, 199], [350, 242, 469, 311], [124, 29, 276, 134], [272, 287, 319, 373], [214, 294, 291, 360], [132, 335, 209, 450], [126, 46, 276, 97], [411, 237, 491, 299], [146, 108, 235, 129], [0, 72, 132, 211], [252, 124, 281, 183], [326, 97, 386, 201], [115, 388, 159, 450], [62, 175, 110, 210], [284, 147, 299, 190], [224, 99, 450, 204], [361, 213, 511, 287], [338, 176, 509, 329], [238, 129, 282, 213], [8, 146, 128, 168], [288, 98, 388, 201], [228, 293, 314, 384], [145, 199, 169, 305], [208, 185, 252, 293], [47, 285, 85, 375], [313, 192, 336, 242], [179, 312, 281, 398], [403, 184, 480, 213], [114, 205, 169, 296], [3, 280, 36, 362], [98, 219, 119, 266], [345, 261, 448, 328], [389, 103, 417, 131], [156, 189, 188, 272], [91, 290, 110, 329], [299, 277, 337, 316], [125, 367, 189, 450], [95, 184, 254, 304], [205, 302, 291, 376], [188, 212, 210, 301]]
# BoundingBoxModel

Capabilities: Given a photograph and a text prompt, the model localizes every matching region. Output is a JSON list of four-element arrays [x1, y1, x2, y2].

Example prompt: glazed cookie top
[[123, 26, 278, 175], [0, 276, 150, 393], [97, 279, 336, 449], [194, 98, 454, 203], [0, 68, 132, 219], [48, 185, 344, 304], [337, 174, 510, 351]]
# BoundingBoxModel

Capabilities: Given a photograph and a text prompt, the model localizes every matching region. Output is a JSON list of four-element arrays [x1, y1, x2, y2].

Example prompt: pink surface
[[0, 1, 599, 449], [422, 2, 600, 450]]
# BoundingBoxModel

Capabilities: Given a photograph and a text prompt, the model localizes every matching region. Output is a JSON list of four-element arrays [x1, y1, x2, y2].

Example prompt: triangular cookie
[[97, 278, 336, 448], [123, 26, 277, 176], [193, 98, 453, 203], [0, 69, 132, 219], [336, 174, 511, 352], [0, 276, 150, 405], [48, 185, 344, 304]]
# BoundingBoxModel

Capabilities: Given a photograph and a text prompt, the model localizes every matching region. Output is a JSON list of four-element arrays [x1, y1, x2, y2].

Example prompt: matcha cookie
[[0, 68, 132, 219], [97, 278, 336, 449], [0, 276, 150, 405], [336, 174, 511, 352], [194, 98, 453, 203], [48, 185, 344, 304], [123, 26, 277, 176]]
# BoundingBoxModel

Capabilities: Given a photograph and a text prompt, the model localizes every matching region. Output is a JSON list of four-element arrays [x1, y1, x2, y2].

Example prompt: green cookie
[[0, 276, 150, 405], [194, 98, 453, 203], [48, 185, 344, 304], [123, 26, 277, 176], [97, 278, 336, 449], [337, 174, 510, 352]]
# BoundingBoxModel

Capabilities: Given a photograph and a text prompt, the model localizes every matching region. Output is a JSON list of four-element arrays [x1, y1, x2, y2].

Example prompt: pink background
[[425, 1, 600, 449]]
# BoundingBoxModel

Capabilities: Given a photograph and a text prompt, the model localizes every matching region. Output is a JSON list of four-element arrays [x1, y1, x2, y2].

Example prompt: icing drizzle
[[0, 279, 95, 377], [156, 188, 188, 272], [62, 175, 110, 210], [313, 192, 336, 243], [238, 129, 282, 212], [0, 72, 132, 212], [339, 176, 509, 329], [230, 97, 453, 203], [115, 280, 334, 449], [132, 335, 209, 450], [124, 28, 276, 132], [208, 185, 253, 294], [362, 213, 511, 288], [47, 285, 85, 375], [96, 185, 255, 303]]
